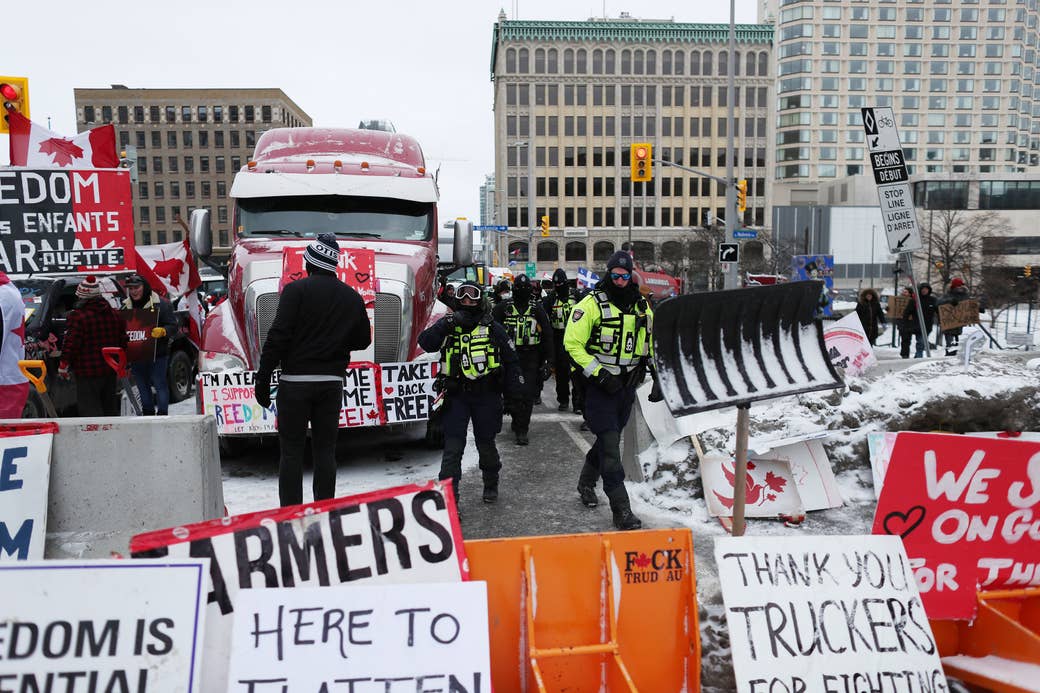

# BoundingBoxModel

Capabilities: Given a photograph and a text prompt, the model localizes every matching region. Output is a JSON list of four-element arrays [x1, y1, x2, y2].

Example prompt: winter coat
[[855, 289, 886, 345], [902, 283, 937, 332]]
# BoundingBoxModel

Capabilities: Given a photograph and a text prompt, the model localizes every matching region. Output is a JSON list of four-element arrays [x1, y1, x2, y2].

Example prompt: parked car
[[828, 288, 860, 319], [16, 273, 198, 417], [198, 268, 228, 312]]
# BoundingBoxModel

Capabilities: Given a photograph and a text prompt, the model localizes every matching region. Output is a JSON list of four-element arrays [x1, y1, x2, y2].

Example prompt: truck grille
[[254, 291, 403, 363]]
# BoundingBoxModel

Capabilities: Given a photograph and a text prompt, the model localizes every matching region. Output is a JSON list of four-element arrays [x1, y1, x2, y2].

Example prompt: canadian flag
[[7, 109, 119, 168], [134, 240, 205, 347]]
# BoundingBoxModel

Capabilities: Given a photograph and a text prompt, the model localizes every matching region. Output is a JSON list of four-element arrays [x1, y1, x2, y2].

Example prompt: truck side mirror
[[189, 208, 213, 259], [452, 219, 473, 268]]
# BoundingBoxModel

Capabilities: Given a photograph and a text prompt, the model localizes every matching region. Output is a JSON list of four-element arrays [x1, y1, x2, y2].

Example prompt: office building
[[73, 86, 311, 253]]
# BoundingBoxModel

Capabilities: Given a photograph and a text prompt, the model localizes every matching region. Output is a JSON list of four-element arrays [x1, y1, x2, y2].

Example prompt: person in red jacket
[[59, 276, 128, 417]]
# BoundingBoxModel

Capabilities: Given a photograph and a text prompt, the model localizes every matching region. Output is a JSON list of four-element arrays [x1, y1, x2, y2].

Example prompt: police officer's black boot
[[606, 486, 642, 531], [441, 437, 466, 518], [475, 440, 501, 503], [576, 462, 599, 508]]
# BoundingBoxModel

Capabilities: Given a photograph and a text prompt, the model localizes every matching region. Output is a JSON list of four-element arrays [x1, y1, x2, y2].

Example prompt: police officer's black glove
[[648, 367, 664, 403], [254, 373, 272, 408], [594, 369, 623, 395], [539, 363, 552, 382], [444, 311, 456, 327]]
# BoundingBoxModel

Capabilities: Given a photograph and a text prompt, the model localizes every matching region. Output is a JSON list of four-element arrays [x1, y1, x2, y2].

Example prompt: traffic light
[[540, 215, 550, 237], [630, 143, 653, 182], [1026, 265, 1033, 278], [736, 179, 748, 213], [0, 76, 30, 135]]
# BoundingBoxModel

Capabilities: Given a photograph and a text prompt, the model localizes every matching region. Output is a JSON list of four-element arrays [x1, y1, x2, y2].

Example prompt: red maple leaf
[[746, 461, 756, 470], [39, 138, 84, 166], [152, 257, 185, 291], [366, 409, 380, 420], [634, 553, 651, 568], [764, 471, 788, 493]]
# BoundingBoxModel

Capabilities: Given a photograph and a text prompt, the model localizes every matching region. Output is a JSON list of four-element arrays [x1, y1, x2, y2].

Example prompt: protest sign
[[279, 246, 376, 306], [872, 432, 1040, 620], [227, 582, 490, 691], [937, 300, 980, 332], [716, 534, 944, 693], [0, 423, 57, 561], [121, 308, 158, 363], [199, 361, 439, 435], [0, 558, 208, 692], [0, 169, 136, 274], [130, 481, 466, 693], [823, 312, 878, 377], [886, 294, 910, 320], [702, 453, 803, 518]]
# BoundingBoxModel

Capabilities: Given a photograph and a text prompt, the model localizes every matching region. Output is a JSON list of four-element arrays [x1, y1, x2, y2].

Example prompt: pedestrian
[[492, 279, 511, 306], [564, 251, 663, 530], [938, 277, 971, 356], [900, 283, 937, 358], [493, 274, 553, 445], [419, 280, 522, 509], [0, 271, 29, 418], [58, 275, 128, 417], [254, 234, 372, 507], [855, 288, 886, 346], [542, 268, 579, 413], [122, 274, 179, 416]]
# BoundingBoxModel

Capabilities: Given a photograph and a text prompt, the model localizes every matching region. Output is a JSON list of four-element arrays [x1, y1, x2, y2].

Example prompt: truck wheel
[[167, 350, 194, 403], [21, 391, 46, 419]]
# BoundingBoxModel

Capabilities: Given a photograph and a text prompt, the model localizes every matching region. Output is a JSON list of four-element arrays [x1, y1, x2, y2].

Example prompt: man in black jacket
[[122, 274, 179, 415], [255, 234, 372, 507]]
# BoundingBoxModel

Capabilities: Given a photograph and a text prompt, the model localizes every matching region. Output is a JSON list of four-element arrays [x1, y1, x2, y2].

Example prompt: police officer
[[493, 274, 553, 445], [564, 251, 662, 530], [492, 279, 512, 306], [542, 268, 579, 413], [418, 280, 522, 509]]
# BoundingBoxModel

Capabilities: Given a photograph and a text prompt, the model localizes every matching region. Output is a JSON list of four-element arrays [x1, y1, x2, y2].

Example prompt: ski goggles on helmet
[[457, 284, 482, 302]]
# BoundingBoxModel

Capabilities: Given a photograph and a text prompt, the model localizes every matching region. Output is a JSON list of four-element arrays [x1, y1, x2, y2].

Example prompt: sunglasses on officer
[[610, 271, 631, 281], [456, 284, 482, 302]]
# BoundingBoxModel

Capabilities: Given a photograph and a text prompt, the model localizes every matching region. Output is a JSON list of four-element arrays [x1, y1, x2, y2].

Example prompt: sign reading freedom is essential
[[0, 424, 57, 561], [129, 481, 466, 693], [227, 583, 491, 691], [716, 535, 943, 693], [0, 169, 136, 274], [872, 432, 1040, 620], [0, 559, 208, 692], [279, 246, 377, 306]]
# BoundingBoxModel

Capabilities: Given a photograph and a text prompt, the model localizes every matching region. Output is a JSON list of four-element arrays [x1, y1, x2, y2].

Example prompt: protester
[[59, 276, 128, 417], [254, 234, 372, 507], [122, 274, 179, 416], [0, 271, 29, 418], [900, 283, 937, 359], [855, 288, 886, 346], [938, 277, 971, 356]]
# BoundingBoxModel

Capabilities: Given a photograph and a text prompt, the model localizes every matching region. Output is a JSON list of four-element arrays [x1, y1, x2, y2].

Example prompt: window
[[244, 105, 255, 122], [261, 105, 271, 123], [151, 131, 161, 147], [154, 182, 164, 199], [184, 157, 194, 173], [168, 156, 178, 173], [182, 130, 193, 147], [565, 242, 586, 262], [213, 105, 223, 122], [198, 131, 209, 147], [229, 105, 239, 122], [181, 106, 192, 123], [149, 106, 160, 123], [165, 106, 176, 122], [215, 131, 224, 148]]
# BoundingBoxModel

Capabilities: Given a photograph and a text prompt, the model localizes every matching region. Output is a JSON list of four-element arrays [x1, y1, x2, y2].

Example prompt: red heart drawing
[[355, 272, 370, 284], [384, 386, 394, 395], [290, 271, 304, 281], [882, 506, 926, 539]]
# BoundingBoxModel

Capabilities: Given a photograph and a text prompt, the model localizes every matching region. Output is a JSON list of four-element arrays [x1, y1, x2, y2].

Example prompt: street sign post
[[862, 107, 922, 255], [525, 261, 536, 277], [474, 225, 508, 231], [718, 243, 739, 263]]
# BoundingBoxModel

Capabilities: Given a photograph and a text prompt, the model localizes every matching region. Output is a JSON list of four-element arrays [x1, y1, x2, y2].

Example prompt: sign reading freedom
[[0, 169, 136, 274]]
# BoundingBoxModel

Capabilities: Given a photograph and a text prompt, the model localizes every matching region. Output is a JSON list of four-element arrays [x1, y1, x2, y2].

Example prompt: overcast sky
[[4, 0, 759, 220]]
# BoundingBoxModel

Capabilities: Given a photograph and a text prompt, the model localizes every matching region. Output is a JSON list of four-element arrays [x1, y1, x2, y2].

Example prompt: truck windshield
[[14, 279, 56, 330], [237, 195, 434, 242]]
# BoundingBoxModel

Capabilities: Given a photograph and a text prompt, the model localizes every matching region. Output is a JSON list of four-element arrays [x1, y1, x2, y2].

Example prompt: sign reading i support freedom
[[861, 107, 923, 255]]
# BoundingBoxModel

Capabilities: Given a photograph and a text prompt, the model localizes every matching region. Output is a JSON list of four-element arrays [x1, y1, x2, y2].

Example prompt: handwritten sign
[[937, 300, 980, 332], [199, 362, 439, 435], [130, 481, 466, 693], [871, 432, 1040, 619], [0, 559, 208, 692], [823, 312, 877, 377], [279, 246, 376, 306], [716, 535, 944, 693], [0, 424, 56, 561], [886, 295, 910, 320], [227, 582, 490, 691]]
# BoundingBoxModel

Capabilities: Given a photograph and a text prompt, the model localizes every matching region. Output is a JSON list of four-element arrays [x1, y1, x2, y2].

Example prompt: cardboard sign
[[937, 300, 980, 331], [0, 424, 56, 561], [0, 169, 136, 274], [227, 583, 491, 691], [823, 312, 878, 376], [130, 481, 466, 693], [121, 307, 159, 363], [716, 534, 944, 693], [887, 294, 910, 320], [0, 558, 208, 692], [871, 432, 1040, 620], [279, 246, 377, 306], [199, 361, 439, 435]]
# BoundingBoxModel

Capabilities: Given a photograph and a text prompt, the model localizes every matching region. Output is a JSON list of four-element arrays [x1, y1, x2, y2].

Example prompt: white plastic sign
[[0, 426, 55, 561]]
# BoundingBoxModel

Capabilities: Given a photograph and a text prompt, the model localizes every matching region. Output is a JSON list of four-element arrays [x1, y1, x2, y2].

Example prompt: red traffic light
[[0, 83, 18, 102], [634, 146, 648, 160]]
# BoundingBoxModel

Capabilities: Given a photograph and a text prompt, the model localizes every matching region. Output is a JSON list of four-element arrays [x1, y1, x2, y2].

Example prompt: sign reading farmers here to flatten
[[0, 169, 136, 274], [0, 423, 57, 561], [872, 432, 1040, 620], [716, 534, 943, 693], [227, 582, 491, 692], [129, 481, 466, 693], [0, 559, 208, 692]]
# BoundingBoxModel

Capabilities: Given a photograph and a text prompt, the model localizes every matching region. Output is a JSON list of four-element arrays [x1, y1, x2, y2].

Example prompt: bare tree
[[918, 209, 1008, 292]]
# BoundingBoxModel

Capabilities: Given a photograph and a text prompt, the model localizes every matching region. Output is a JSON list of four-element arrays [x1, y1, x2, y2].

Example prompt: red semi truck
[[188, 126, 471, 441]]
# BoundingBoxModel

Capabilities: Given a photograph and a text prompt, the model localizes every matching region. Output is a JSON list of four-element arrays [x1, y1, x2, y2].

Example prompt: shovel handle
[[102, 347, 128, 378], [18, 360, 48, 394]]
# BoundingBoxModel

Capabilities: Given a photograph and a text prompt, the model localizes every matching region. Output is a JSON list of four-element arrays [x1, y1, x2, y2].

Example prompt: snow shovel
[[18, 360, 58, 418], [102, 347, 143, 416]]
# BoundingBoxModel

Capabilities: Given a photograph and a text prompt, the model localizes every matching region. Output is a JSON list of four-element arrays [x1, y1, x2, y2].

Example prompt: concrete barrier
[[2, 415, 224, 559]]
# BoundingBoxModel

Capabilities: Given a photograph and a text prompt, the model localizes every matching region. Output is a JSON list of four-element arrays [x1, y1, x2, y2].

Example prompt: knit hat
[[950, 277, 965, 289], [76, 275, 101, 299], [304, 233, 340, 272], [606, 251, 634, 274]]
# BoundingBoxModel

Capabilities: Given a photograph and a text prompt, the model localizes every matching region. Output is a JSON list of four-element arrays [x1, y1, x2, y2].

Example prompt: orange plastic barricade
[[932, 587, 1040, 693], [465, 528, 700, 692]]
